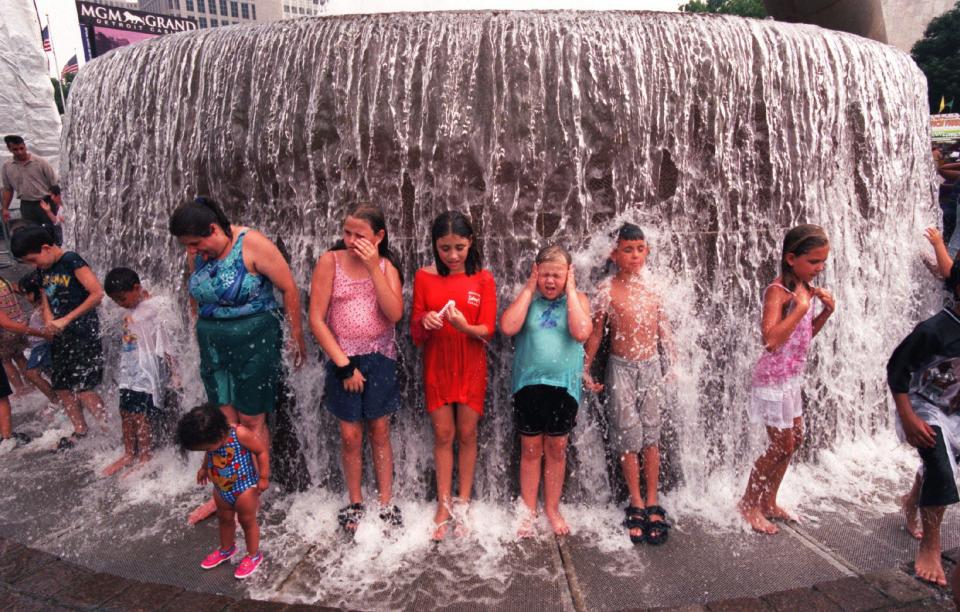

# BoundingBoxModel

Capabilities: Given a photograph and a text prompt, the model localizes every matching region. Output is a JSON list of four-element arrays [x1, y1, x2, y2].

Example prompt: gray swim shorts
[[605, 354, 663, 453]]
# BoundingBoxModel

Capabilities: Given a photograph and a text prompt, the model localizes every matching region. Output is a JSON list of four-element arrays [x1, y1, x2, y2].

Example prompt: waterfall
[[61, 10, 935, 513]]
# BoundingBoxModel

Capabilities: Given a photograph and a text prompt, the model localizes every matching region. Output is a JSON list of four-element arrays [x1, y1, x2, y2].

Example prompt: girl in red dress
[[411, 211, 497, 540]]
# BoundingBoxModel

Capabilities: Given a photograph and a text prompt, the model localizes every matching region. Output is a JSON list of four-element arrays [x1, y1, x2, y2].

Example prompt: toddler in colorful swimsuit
[[738, 224, 835, 534], [177, 403, 269, 579]]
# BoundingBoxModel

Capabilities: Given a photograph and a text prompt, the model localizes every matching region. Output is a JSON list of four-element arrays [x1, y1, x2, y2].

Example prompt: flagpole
[[45, 13, 66, 110]]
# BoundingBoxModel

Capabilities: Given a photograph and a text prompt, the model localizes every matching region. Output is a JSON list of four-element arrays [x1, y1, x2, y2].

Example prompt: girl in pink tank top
[[308, 204, 405, 533], [739, 225, 836, 536]]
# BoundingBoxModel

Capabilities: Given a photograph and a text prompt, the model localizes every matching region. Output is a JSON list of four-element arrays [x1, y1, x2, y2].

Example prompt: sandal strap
[[379, 504, 403, 525], [623, 505, 648, 529], [337, 503, 365, 526], [646, 505, 668, 520]]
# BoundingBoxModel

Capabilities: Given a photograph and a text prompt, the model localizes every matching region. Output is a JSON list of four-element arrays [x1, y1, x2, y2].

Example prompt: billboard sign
[[76, 1, 197, 60], [932, 113, 960, 143]]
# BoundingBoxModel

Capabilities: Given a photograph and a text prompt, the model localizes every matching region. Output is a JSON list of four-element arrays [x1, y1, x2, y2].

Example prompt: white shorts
[[749, 376, 802, 430]]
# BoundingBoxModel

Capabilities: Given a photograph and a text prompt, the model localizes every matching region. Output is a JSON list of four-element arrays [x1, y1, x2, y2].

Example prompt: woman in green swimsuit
[[169, 197, 306, 521]]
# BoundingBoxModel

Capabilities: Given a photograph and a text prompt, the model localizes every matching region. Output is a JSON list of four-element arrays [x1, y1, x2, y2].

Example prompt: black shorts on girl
[[513, 384, 578, 436], [0, 361, 11, 399], [118, 389, 157, 415], [324, 352, 400, 423], [51, 331, 104, 392]]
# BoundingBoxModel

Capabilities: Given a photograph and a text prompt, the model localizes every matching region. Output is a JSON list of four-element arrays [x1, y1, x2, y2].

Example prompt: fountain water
[[58, 10, 938, 605]]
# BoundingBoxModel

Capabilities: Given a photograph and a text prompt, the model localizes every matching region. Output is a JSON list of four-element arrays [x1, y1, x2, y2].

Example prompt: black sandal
[[645, 505, 672, 546], [379, 504, 403, 527], [337, 503, 365, 533], [623, 506, 648, 544]]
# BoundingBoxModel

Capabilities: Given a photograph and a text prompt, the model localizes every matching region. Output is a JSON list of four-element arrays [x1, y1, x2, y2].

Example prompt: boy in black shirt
[[888, 259, 960, 595], [11, 226, 106, 449]]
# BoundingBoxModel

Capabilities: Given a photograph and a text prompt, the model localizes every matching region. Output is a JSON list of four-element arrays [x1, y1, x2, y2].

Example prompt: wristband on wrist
[[334, 360, 356, 380]]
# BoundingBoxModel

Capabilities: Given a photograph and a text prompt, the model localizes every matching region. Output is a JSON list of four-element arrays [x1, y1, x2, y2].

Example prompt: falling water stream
[[55, 10, 937, 607]]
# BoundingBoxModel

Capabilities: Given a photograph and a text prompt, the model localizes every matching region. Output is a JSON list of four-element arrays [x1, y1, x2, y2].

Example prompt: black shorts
[[0, 361, 11, 399], [919, 425, 960, 507], [51, 333, 104, 392], [119, 389, 156, 415], [513, 384, 578, 437]]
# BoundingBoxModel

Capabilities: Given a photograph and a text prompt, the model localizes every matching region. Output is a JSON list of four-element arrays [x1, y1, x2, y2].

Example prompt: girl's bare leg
[[23, 369, 57, 404], [0, 398, 12, 439], [543, 434, 570, 535], [454, 404, 481, 503], [761, 418, 802, 521], [339, 420, 365, 506], [57, 390, 88, 435], [367, 416, 394, 506], [739, 426, 795, 534], [430, 405, 456, 538], [519, 434, 544, 514], [78, 390, 106, 425], [3, 358, 27, 394], [213, 494, 237, 552], [235, 489, 261, 556]]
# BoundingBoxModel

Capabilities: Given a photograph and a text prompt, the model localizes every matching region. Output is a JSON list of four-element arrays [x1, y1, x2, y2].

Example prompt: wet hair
[[4, 135, 24, 146], [168, 196, 232, 239], [535, 244, 572, 266], [330, 203, 404, 284], [603, 223, 647, 274], [104, 267, 141, 294], [10, 225, 55, 258], [780, 224, 829, 291], [175, 403, 231, 452], [16, 272, 42, 302], [616, 223, 645, 242], [431, 210, 482, 276]]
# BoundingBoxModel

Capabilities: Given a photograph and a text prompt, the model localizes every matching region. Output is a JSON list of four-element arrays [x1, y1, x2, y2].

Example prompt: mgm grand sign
[[77, 1, 197, 59]]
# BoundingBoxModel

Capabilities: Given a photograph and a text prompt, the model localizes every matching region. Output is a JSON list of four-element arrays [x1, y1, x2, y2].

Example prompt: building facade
[[138, 0, 282, 28], [282, 0, 320, 18]]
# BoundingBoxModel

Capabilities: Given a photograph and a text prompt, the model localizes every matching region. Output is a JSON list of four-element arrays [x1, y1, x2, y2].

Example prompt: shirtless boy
[[584, 223, 675, 545]]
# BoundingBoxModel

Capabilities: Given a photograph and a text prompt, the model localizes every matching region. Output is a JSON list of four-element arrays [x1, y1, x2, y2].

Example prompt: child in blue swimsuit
[[176, 404, 269, 580]]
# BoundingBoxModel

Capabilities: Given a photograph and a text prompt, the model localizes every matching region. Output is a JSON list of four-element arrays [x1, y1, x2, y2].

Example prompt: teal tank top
[[189, 230, 279, 319], [511, 294, 586, 402]]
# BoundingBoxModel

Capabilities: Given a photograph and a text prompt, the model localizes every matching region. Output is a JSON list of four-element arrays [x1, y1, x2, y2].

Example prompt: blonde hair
[[535, 245, 572, 266]]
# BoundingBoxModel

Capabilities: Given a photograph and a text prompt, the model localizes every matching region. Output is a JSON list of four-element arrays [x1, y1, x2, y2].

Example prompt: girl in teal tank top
[[500, 246, 593, 538]]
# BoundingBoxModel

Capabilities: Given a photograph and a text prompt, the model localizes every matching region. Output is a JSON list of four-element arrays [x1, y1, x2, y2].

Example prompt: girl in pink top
[[309, 204, 404, 533], [738, 224, 835, 535]]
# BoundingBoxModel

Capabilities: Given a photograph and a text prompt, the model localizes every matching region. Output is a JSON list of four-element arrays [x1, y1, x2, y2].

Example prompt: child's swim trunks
[[605, 354, 663, 452]]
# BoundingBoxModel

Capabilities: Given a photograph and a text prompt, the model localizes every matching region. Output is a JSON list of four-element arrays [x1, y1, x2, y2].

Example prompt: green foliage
[[50, 73, 76, 115], [912, 1, 960, 114], [679, 0, 767, 18]]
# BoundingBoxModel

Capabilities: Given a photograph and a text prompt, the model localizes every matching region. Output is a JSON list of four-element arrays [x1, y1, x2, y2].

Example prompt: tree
[[679, 0, 767, 18], [50, 73, 77, 115], [912, 1, 960, 115]]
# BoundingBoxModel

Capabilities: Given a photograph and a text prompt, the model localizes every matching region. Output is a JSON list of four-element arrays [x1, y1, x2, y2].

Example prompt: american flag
[[60, 55, 78, 78], [40, 26, 51, 52]]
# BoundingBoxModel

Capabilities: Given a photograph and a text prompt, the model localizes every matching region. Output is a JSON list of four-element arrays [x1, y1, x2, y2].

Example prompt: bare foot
[[452, 499, 470, 538], [901, 494, 922, 540], [762, 505, 799, 523], [544, 509, 570, 536], [739, 500, 779, 534], [188, 497, 217, 525], [517, 507, 537, 539], [432, 504, 452, 541], [915, 541, 947, 586], [102, 454, 134, 477]]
